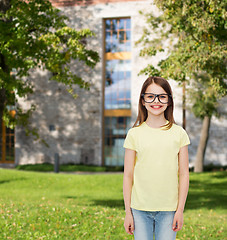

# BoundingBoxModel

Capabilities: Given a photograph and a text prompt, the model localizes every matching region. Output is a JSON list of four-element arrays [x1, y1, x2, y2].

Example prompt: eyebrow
[[144, 92, 168, 94]]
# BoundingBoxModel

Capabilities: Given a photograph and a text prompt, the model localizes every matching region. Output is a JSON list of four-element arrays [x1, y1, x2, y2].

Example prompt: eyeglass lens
[[143, 94, 169, 103]]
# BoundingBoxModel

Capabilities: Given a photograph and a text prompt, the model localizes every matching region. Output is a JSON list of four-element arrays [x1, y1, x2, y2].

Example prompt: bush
[[16, 163, 124, 172]]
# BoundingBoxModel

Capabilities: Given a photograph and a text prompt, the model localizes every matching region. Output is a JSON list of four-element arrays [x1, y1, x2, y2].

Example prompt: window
[[0, 119, 15, 163], [105, 18, 131, 53], [104, 116, 131, 166], [103, 18, 131, 166]]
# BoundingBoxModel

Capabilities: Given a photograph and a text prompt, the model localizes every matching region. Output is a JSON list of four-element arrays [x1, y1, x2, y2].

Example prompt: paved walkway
[[0, 164, 15, 168]]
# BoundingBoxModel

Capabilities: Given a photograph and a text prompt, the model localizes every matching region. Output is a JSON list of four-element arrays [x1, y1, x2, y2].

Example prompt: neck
[[145, 114, 167, 128]]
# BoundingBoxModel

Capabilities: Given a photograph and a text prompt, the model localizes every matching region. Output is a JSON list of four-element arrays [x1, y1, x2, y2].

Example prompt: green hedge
[[16, 163, 124, 172]]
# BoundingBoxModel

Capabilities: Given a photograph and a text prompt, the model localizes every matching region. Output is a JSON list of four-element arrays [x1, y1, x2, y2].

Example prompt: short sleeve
[[123, 129, 137, 151], [180, 128, 190, 148]]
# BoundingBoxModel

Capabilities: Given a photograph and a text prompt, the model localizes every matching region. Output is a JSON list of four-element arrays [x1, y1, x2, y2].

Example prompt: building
[[0, 0, 226, 167]]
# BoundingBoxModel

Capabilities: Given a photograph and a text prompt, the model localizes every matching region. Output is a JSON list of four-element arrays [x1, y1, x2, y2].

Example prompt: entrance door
[[0, 120, 15, 164]]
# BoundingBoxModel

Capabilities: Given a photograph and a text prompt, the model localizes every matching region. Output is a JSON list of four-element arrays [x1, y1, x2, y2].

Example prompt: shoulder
[[127, 123, 145, 135], [172, 124, 190, 147], [171, 123, 188, 135], [171, 124, 190, 143], [171, 123, 183, 130]]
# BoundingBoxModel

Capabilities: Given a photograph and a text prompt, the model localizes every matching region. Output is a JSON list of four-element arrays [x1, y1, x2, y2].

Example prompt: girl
[[123, 76, 190, 240]]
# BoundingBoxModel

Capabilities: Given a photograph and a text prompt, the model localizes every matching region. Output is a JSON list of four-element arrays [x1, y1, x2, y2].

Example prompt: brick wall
[[50, 0, 144, 7]]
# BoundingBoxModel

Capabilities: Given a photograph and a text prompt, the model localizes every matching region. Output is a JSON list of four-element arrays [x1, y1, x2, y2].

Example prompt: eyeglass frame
[[141, 93, 172, 104]]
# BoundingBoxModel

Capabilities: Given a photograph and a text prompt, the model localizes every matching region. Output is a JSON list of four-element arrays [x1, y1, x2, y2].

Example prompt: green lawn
[[0, 169, 226, 240]]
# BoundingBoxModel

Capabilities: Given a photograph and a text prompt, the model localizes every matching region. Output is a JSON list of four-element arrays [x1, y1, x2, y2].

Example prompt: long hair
[[133, 76, 175, 130]]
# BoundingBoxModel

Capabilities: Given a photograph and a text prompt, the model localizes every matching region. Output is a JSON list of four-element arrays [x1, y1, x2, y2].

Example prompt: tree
[[137, 0, 227, 172], [0, 0, 99, 138]]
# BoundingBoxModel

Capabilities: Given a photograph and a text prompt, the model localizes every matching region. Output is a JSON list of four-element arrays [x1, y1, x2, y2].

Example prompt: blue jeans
[[131, 208, 177, 240]]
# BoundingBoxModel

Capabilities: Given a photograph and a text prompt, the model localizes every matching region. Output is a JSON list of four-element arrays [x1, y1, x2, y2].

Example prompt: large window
[[103, 18, 131, 166]]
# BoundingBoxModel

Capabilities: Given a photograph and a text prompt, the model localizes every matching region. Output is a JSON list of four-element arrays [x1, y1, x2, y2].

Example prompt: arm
[[172, 145, 189, 232], [123, 148, 136, 235]]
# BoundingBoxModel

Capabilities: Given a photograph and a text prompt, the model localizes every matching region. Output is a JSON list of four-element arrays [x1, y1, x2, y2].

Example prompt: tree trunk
[[0, 88, 6, 121], [0, 51, 8, 122], [0, 0, 11, 122], [182, 81, 186, 129], [194, 115, 211, 172], [0, 53, 8, 125]]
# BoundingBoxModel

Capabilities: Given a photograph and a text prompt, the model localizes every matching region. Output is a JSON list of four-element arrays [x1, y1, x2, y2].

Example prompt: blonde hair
[[133, 76, 175, 130]]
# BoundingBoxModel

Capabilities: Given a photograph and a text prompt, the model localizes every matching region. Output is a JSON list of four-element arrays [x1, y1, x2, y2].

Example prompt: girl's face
[[142, 83, 168, 117]]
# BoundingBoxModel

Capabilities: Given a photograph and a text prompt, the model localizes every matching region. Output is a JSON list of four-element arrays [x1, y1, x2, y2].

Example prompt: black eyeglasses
[[141, 93, 171, 104]]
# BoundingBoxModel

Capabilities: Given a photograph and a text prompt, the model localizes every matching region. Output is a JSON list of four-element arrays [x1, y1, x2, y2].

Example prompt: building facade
[[0, 0, 226, 167]]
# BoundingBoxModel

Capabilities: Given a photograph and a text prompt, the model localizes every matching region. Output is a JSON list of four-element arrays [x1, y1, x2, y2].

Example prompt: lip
[[150, 105, 163, 109]]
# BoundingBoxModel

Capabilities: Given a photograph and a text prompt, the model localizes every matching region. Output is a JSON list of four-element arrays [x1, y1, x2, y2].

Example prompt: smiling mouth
[[151, 105, 163, 109]]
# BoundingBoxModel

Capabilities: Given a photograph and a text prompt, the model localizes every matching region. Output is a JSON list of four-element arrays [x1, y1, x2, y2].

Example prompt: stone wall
[[16, 68, 102, 165], [15, 0, 227, 167], [186, 100, 227, 168]]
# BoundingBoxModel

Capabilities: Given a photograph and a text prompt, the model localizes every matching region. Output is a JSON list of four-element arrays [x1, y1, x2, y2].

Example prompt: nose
[[153, 96, 159, 103]]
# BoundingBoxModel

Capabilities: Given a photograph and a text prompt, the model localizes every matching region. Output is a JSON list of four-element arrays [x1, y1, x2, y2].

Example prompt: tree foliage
[[0, 0, 99, 131], [137, 0, 227, 119]]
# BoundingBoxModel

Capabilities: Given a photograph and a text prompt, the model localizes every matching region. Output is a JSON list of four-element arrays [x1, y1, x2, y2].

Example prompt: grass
[[0, 169, 226, 240]]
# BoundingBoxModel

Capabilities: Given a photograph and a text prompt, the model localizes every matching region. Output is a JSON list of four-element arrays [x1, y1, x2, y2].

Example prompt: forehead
[[145, 83, 167, 94]]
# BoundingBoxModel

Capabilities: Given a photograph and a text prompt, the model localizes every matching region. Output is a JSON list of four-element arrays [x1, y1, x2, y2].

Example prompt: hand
[[172, 210, 184, 232], [124, 211, 134, 235]]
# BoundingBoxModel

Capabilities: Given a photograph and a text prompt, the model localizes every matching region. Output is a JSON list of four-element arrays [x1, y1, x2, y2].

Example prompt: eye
[[160, 95, 167, 99]]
